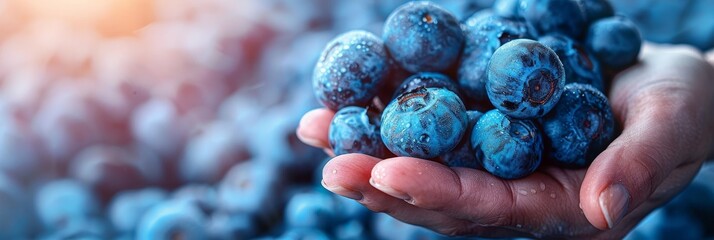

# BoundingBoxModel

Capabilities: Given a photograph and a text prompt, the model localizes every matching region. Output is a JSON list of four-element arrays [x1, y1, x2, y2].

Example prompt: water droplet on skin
[[540, 182, 546, 191], [490, 183, 495, 186], [530, 189, 536, 194], [518, 189, 528, 196], [516, 224, 522, 228], [417, 171, 422, 175], [332, 169, 337, 174], [550, 193, 556, 199]]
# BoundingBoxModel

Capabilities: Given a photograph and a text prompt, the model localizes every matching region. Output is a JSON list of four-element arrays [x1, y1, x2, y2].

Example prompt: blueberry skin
[[487, 39, 565, 118], [458, 11, 530, 104], [109, 188, 167, 233], [217, 161, 284, 222], [285, 192, 338, 229], [35, 180, 100, 231], [579, 0, 614, 24], [440, 111, 484, 168], [539, 34, 604, 91], [493, 0, 527, 19], [392, 72, 460, 100], [206, 212, 256, 240], [136, 200, 206, 240], [471, 110, 543, 179], [586, 16, 642, 71], [313, 30, 390, 111], [0, 174, 30, 239], [542, 83, 615, 167], [328, 106, 388, 158], [383, 1, 464, 73], [381, 88, 468, 159], [523, 0, 588, 38]]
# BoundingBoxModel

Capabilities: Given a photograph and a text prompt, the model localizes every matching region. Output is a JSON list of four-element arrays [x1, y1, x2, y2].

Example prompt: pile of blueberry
[[317, 0, 643, 179]]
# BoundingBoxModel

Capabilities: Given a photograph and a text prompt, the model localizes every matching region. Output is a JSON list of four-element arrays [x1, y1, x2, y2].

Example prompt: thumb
[[580, 52, 713, 230]]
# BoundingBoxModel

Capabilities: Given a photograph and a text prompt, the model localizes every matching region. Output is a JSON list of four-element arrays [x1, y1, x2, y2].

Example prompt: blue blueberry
[[383, 1, 464, 73], [393, 72, 460, 100], [180, 121, 250, 184], [471, 110, 543, 179], [539, 34, 605, 91], [625, 207, 704, 240], [523, 0, 588, 38], [69, 145, 147, 201], [278, 228, 331, 240], [493, 0, 528, 19], [329, 106, 388, 158], [0, 174, 30, 239], [217, 161, 284, 222], [40, 219, 109, 240], [136, 200, 206, 240], [440, 110, 484, 169], [487, 39, 565, 118], [206, 212, 256, 240], [35, 180, 100, 232], [579, 0, 614, 24], [285, 192, 338, 229], [458, 11, 530, 104], [372, 213, 447, 240], [335, 220, 369, 240], [586, 16, 642, 71], [381, 88, 468, 159], [172, 184, 219, 215], [313, 30, 390, 111], [109, 188, 168, 234], [542, 83, 615, 167]]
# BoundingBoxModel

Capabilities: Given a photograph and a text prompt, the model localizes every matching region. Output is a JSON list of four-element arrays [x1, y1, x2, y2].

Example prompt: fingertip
[[321, 154, 380, 198], [296, 108, 334, 148]]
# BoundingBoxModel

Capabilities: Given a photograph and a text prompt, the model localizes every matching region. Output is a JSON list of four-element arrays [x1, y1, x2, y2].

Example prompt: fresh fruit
[[109, 188, 168, 234], [542, 83, 615, 167], [440, 110, 484, 168], [539, 34, 604, 91], [523, 0, 588, 38], [313, 30, 391, 111], [136, 200, 206, 240], [328, 106, 388, 158], [586, 16, 643, 71], [471, 110, 543, 179], [383, 1, 464, 73], [393, 72, 461, 100], [381, 87, 468, 159], [487, 39, 565, 118]]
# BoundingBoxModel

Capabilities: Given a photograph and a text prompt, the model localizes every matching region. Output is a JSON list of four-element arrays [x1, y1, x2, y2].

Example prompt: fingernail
[[369, 178, 412, 202], [321, 180, 363, 200], [599, 183, 630, 229], [296, 132, 326, 148]]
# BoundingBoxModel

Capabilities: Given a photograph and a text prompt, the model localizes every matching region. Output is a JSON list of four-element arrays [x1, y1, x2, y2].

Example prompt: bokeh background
[[0, 0, 711, 239]]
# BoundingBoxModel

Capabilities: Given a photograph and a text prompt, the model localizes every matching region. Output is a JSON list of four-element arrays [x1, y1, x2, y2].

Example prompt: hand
[[297, 44, 714, 238]]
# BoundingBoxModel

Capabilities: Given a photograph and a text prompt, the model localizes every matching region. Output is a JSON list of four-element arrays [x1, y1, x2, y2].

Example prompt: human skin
[[297, 44, 714, 238]]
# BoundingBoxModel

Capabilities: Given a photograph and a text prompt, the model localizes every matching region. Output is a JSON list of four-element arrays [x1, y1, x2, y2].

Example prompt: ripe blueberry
[[328, 106, 388, 158], [523, 0, 588, 38], [539, 34, 604, 91], [586, 16, 642, 71], [393, 72, 460, 100]]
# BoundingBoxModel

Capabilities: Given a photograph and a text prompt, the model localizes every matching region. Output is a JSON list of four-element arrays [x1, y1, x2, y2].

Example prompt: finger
[[581, 51, 714, 230], [296, 108, 334, 149], [706, 49, 714, 65], [320, 154, 480, 236], [368, 157, 594, 235]]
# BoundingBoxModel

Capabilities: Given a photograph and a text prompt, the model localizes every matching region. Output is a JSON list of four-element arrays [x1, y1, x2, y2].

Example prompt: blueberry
[[392, 72, 460, 100], [542, 83, 615, 167], [313, 30, 391, 111], [493, 0, 528, 19], [285, 192, 338, 229], [0, 174, 30, 239], [372, 213, 446, 240], [381, 88, 468, 159], [217, 161, 284, 222], [109, 188, 168, 234], [539, 34, 605, 91], [579, 0, 614, 24], [180, 120, 251, 184], [69, 145, 147, 202], [440, 110, 484, 169], [35, 180, 100, 231], [586, 16, 642, 71], [328, 106, 388, 158], [471, 110, 543, 179], [206, 212, 256, 240], [383, 1, 464, 73], [523, 0, 588, 38], [172, 184, 219, 215], [458, 11, 530, 104], [136, 200, 206, 240], [625, 207, 704, 240], [278, 228, 331, 240], [487, 39, 565, 118]]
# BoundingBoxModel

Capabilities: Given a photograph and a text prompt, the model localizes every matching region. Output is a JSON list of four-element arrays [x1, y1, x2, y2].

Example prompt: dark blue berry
[[393, 72, 460, 99], [487, 39, 565, 118], [580, 0, 614, 24], [458, 11, 530, 104], [313, 30, 390, 110], [523, 0, 588, 38], [471, 110, 543, 179], [381, 88, 468, 159], [542, 83, 615, 167], [586, 16, 642, 71], [383, 1, 464, 73], [493, 0, 528, 19], [136, 200, 206, 240], [539, 34, 605, 91], [328, 106, 388, 158], [440, 110, 484, 169]]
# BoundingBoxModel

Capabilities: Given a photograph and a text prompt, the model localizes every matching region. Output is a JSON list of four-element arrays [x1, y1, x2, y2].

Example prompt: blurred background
[[0, 0, 711, 239]]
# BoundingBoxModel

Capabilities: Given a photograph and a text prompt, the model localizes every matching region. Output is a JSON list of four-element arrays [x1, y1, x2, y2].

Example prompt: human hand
[[297, 44, 714, 238]]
